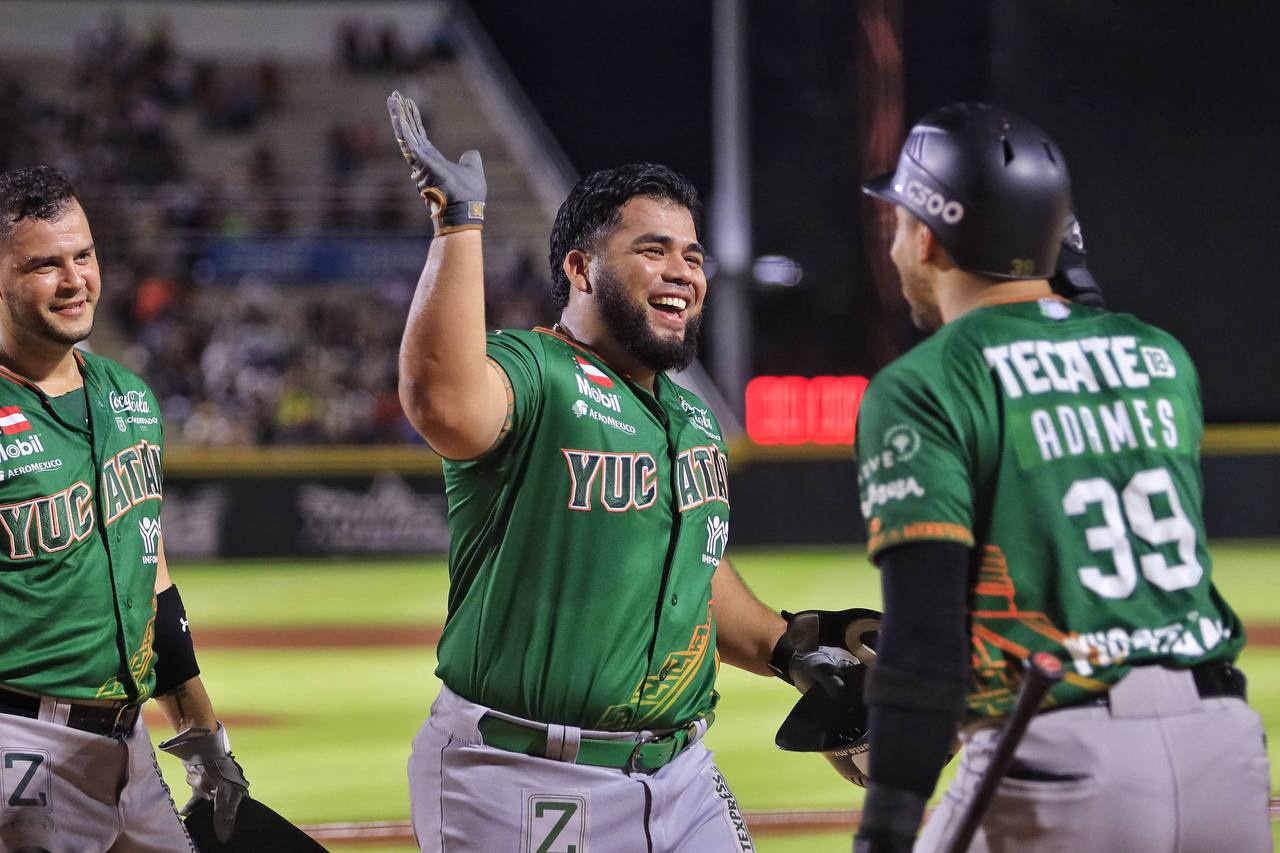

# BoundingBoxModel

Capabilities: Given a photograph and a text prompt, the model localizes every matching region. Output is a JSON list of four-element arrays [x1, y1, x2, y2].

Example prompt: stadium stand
[[0, 5, 561, 445]]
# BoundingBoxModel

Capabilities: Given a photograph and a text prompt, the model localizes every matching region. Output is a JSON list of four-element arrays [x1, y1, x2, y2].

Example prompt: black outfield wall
[[161, 450, 1279, 558]]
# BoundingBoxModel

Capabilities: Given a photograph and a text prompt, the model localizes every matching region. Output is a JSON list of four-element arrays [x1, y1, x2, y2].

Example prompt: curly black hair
[[548, 163, 701, 310], [0, 166, 80, 240]]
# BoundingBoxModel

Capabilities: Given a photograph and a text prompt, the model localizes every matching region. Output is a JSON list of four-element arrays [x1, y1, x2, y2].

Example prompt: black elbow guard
[[865, 662, 968, 717], [153, 584, 201, 697]]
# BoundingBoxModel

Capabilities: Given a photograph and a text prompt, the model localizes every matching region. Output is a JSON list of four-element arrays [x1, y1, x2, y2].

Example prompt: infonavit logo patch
[[703, 515, 729, 566], [139, 517, 162, 564]]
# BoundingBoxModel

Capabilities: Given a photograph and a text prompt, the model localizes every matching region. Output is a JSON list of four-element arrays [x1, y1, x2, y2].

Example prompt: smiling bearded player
[[386, 91, 877, 853]]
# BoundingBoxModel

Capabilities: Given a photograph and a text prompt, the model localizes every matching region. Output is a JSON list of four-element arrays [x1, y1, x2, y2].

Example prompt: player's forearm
[[154, 675, 218, 733], [865, 542, 969, 793], [711, 559, 787, 676], [398, 230, 501, 455]]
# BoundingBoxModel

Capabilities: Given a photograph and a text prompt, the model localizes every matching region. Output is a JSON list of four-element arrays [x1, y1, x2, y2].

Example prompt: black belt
[[1072, 661, 1246, 709], [0, 686, 141, 739]]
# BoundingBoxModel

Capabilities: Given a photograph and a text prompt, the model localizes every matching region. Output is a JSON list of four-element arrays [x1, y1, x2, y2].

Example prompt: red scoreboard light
[[742, 376, 870, 448], [744, 375, 870, 445]]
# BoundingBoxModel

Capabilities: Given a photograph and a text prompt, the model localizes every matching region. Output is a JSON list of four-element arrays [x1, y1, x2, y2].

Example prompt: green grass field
[[153, 541, 1280, 851]]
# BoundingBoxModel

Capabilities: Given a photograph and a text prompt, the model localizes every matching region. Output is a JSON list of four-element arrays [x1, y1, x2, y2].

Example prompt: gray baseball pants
[[409, 685, 756, 853], [0, 712, 192, 853], [916, 665, 1271, 853]]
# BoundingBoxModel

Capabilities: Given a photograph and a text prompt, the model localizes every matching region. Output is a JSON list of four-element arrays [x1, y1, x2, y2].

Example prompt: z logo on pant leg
[[2, 750, 52, 811], [523, 792, 588, 853]]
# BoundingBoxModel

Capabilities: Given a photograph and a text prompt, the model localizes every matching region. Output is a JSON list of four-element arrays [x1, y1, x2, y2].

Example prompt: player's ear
[[918, 222, 950, 269], [563, 249, 592, 295]]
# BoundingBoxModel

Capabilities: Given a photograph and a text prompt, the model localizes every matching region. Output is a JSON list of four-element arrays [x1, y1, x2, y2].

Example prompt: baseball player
[[0, 166, 248, 851], [850, 103, 1271, 852], [385, 91, 863, 853]]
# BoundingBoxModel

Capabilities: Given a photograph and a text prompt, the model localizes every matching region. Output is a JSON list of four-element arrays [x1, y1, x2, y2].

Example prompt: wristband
[[438, 200, 485, 234], [769, 623, 796, 684], [154, 584, 201, 696]]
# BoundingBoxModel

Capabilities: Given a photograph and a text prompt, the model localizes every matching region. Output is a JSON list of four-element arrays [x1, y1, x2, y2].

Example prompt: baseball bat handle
[[942, 652, 1064, 853]]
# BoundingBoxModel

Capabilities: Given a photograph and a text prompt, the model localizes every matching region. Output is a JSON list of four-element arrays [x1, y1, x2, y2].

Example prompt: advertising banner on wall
[[161, 474, 452, 558], [160, 453, 1279, 559]]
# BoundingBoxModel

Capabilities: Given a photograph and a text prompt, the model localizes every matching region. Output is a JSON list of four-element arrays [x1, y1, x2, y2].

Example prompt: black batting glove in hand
[[159, 722, 249, 843], [771, 611, 864, 701], [387, 89, 486, 234]]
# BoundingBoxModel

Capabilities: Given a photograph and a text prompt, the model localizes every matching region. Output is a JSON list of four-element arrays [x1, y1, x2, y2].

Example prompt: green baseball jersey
[[0, 351, 165, 702], [855, 299, 1244, 718], [436, 328, 730, 731]]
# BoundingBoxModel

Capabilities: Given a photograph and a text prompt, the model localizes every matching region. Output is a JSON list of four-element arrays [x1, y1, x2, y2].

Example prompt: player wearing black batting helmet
[[851, 102, 1269, 852]]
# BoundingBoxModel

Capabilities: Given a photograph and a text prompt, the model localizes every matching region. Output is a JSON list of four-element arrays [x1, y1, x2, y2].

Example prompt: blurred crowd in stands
[[117, 282, 415, 445], [0, 12, 555, 446]]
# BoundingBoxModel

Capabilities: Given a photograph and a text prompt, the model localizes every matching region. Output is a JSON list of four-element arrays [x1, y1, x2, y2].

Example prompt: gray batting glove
[[790, 645, 864, 700], [387, 89, 486, 234], [158, 722, 249, 843], [784, 610, 864, 700]]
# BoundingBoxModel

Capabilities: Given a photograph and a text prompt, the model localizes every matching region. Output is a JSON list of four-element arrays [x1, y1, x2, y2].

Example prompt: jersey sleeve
[[856, 360, 975, 560], [484, 330, 545, 451]]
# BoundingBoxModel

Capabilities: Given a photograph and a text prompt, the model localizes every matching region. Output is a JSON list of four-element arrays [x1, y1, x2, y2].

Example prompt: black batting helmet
[[775, 610, 881, 787], [185, 796, 328, 852], [863, 102, 1071, 279]]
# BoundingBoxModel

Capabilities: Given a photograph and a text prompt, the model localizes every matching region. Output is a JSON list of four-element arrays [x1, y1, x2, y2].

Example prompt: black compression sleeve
[[153, 584, 201, 697], [866, 540, 971, 798]]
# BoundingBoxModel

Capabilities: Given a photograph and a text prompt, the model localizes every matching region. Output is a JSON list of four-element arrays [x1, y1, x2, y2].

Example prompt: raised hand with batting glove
[[159, 722, 250, 843], [387, 89, 486, 234]]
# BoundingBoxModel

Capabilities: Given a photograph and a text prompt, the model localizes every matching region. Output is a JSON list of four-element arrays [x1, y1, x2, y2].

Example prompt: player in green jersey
[[386, 92, 865, 853], [0, 167, 248, 850], [851, 104, 1270, 853]]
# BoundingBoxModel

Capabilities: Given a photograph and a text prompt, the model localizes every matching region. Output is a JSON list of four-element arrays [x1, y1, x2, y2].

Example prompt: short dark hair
[[548, 163, 701, 309], [0, 166, 80, 240]]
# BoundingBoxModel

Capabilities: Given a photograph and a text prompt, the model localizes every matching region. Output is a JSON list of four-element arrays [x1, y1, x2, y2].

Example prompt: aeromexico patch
[[574, 357, 614, 388]]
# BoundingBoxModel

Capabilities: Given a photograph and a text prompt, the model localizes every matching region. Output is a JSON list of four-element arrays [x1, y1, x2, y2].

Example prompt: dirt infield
[[301, 801, 1280, 846], [142, 708, 281, 729], [197, 623, 1280, 649], [196, 625, 442, 648]]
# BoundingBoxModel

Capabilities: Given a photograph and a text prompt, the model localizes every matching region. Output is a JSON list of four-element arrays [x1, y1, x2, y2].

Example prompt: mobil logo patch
[[0, 406, 32, 435], [574, 361, 622, 413], [0, 432, 45, 460]]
